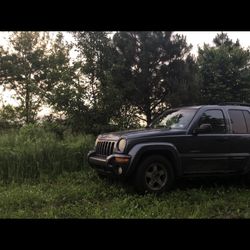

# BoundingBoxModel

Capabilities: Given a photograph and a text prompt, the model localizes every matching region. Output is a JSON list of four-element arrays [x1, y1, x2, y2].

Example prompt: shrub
[[0, 125, 95, 183]]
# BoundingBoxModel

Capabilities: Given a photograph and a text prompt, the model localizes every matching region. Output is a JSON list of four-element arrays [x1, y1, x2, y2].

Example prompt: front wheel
[[134, 155, 175, 194]]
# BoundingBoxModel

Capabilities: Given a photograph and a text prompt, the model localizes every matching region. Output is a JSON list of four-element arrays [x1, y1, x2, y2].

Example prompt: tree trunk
[[90, 73, 97, 108], [25, 81, 30, 124], [145, 107, 152, 126]]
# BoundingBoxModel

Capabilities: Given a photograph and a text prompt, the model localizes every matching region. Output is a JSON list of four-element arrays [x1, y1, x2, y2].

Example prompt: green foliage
[[0, 32, 76, 126], [0, 126, 94, 183], [46, 32, 112, 134], [0, 105, 21, 129], [110, 105, 142, 130], [4, 31, 250, 133], [41, 118, 67, 140], [54, 31, 142, 133], [68, 31, 200, 130], [168, 55, 201, 107], [0, 31, 202, 132], [198, 32, 250, 104], [112, 32, 199, 125], [44, 33, 77, 110], [0, 32, 51, 123]]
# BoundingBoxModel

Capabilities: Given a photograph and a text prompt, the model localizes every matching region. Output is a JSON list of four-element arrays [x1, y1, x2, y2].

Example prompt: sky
[[1, 31, 250, 55], [1, 31, 250, 112], [175, 31, 250, 55]]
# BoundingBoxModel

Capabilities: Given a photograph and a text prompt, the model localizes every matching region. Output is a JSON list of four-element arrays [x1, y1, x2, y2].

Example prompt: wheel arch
[[126, 143, 182, 177]]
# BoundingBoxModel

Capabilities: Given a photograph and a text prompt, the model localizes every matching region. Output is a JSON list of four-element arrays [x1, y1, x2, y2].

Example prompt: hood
[[97, 128, 186, 141]]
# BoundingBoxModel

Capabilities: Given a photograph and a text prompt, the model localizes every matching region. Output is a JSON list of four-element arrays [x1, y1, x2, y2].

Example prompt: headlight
[[117, 138, 127, 152]]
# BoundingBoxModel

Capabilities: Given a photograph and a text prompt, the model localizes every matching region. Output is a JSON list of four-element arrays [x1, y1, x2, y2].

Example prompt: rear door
[[227, 109, 250, 172]]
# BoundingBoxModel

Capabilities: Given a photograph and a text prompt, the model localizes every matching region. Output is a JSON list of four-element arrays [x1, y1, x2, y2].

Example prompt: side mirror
[[193, 123, 212, 134]]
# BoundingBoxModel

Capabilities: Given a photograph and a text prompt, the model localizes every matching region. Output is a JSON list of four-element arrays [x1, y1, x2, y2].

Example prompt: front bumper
[[87, 150, 131, 176]]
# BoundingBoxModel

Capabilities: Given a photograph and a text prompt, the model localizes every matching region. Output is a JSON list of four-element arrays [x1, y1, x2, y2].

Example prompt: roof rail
[[219, 102, 250, 107]]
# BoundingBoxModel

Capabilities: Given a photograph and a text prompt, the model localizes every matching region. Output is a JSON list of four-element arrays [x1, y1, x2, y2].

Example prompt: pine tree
[[198, 32, 250, 104]]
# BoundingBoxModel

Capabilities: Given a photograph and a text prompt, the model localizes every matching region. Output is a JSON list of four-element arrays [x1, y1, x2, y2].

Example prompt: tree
[[71, 31, 141, 132], [112, 32, 198, 125], [43, 33, 79, 116], [0, 104, 20, 129], [73, 32, 112, 109], [43, 32, 75, 100], [0, 32, 50, 124], [40, 32, 99, 133], [167, 54, 200, 107], [197, 32, 250, 104]]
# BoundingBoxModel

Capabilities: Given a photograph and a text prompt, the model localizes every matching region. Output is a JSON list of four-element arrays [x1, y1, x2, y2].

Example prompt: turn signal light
[[114, 157, 130, 164]]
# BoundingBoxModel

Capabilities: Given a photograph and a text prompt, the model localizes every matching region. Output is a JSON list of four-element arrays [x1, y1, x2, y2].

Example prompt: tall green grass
[[0, 125, 95, 183]]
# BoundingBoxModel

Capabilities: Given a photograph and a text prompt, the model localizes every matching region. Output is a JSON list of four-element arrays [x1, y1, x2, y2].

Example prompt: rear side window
[[243, 111, 250, 132], [228, 110, 247, 134]]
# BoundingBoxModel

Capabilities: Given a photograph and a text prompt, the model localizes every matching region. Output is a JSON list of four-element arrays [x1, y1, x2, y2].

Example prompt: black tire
[[134, 155, 175, 194], [242, 172, 250, 186]]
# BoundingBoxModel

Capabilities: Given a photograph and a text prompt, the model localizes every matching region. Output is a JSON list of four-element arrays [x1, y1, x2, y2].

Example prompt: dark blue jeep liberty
[[88, 103, 250, 193]]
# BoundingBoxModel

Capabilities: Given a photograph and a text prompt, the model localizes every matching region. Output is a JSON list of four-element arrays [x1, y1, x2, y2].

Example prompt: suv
[[88, 103, 250, 193]]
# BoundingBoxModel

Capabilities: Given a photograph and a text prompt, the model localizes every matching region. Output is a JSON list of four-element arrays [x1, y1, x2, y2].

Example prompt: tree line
[[0, 31, 250, 134]]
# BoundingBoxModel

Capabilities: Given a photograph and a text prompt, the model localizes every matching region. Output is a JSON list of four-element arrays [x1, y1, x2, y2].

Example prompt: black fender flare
[[126, 142, 182, 177]]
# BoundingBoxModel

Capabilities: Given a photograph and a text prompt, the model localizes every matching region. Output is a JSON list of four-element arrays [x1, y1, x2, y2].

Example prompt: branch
[[134, 114, 147, 122], [150, 91, 168, 112]]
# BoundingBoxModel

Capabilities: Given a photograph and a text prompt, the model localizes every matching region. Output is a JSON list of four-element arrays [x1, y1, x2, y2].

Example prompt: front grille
[[96, 141, 115, 156]]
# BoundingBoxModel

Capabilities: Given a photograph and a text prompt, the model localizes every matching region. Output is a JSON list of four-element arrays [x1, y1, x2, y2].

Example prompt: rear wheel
[[243, 172, 250, 186], [134, 155, 175, 194]]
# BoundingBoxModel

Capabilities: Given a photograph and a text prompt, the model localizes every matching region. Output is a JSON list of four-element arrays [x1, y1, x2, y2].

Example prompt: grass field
[[1, 168, 250, 218], [1, 126, 250, 218]]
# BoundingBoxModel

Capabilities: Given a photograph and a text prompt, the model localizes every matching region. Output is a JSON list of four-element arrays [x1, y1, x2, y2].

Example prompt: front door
[[182, 109, 230, 174]]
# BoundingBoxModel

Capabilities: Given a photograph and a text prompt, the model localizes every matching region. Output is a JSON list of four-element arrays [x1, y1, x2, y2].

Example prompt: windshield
[[150, 109, 197, 129]]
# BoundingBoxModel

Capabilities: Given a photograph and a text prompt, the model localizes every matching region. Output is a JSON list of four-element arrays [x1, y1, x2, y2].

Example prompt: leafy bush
[[0, 125, 95, 183]]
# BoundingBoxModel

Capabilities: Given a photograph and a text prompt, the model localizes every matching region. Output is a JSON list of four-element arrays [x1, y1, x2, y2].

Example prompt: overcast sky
[[1, 31, 250, 55], [175, 31, 250, 55]]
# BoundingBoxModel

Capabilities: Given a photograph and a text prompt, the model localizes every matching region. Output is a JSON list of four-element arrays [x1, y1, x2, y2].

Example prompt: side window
[[198, 110, 226, 134], [228, 110, 247, 134], [243, 111, 250, 133]]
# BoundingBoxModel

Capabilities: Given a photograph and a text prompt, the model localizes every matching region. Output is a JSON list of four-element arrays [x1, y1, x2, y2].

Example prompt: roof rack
[[219, 102, 250, 107]]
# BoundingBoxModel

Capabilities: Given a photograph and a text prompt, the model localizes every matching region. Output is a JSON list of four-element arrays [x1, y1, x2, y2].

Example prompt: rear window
[[243, 110, 250, 132], [228, 110, 247, 134]]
